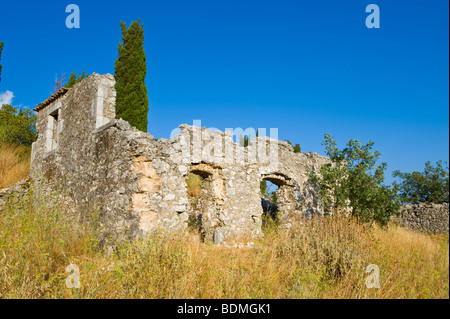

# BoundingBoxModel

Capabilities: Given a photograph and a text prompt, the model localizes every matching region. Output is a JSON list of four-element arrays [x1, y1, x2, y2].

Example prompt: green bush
[[310, 133, 400, 225], [393, 161, 449, 204], [0, 104, 37, 147]]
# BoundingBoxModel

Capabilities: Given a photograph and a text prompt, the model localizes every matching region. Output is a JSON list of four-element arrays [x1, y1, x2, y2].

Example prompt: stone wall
[[31, 74, 142, 243], [19, 73, 450, 243], [0, 179, 30, 211], [399, 203, 449, 234], [30, 73, 331, 245]]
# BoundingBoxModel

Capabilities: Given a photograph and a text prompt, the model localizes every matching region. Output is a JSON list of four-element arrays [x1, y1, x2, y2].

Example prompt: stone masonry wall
[[30, 73, 331, 245], [399, 203, 449, 234], [31, 74, 144, 243], [0, 179, 31, 211], [19, 73, 450, 244]]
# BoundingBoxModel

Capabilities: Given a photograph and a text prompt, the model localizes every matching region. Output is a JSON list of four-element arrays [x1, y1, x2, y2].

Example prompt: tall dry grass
[[0, 143, 30, 189], [186, 173, 202, 198], [0, 189, 448, 299]]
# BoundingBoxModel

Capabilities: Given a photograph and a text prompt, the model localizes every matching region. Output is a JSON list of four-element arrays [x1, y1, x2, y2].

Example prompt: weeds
[[0, 191, 448, 299], [0, 143, 30, 188]]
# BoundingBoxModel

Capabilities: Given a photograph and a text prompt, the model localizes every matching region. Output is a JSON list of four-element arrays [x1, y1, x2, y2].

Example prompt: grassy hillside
[[0, 189, 448, 299], [0, 143, 30, 189]]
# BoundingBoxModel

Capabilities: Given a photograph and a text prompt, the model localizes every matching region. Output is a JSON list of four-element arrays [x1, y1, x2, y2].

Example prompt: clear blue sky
[[0, 0, 448, 184]]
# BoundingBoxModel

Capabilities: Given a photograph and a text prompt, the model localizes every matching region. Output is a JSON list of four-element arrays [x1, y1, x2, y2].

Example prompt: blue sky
[[0, 0, 448, 184]]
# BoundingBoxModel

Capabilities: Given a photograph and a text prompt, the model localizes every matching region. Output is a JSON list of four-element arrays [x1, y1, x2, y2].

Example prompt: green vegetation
[[311, 133, 400, 225], [285, 139, 301, 153], [393, 161, 449, 204], [0, 63, 36, 186], [65, 71, 89, 88], [0, 104, 36, 188], [0, 104, 37, 147], [1, 192, 447, 298], [239, 130, 260, 147], [239, 134, 250, 147], [260, 180, 268, 197], [260, 180, 278, 204], [114, 20, 149, 132], [0, 124, 447, 298], [238, 134, 301, 153]]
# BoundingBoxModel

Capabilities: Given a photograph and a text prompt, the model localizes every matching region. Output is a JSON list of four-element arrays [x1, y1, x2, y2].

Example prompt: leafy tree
[[0, 104, 37, 146], [285, 139, 301, 153], [269, 188, 278, 204], [393, 161, 449, 204], [65, 71, 89, 88], [114, 20, 149, 132], [310, 133, 400, 225], [0, 42, 4, 82]]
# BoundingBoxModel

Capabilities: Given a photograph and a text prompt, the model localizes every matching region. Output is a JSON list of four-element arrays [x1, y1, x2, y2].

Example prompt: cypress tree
[[114, 20, 149, 132], [66, 72, 77, 88], [0, 42, 4, 82], [65, 71, 89, 88]]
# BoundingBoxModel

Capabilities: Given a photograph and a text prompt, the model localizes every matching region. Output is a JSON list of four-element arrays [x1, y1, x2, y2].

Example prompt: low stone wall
[[399, 203, 449, 234], [0, 179, 30, 211]]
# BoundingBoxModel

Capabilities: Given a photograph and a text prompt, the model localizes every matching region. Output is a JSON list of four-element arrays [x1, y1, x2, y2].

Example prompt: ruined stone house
[[30, 73, 330, 245]]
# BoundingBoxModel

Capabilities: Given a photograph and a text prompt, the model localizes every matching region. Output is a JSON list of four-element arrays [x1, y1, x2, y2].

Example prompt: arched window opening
[[260, 173, 296, 231]]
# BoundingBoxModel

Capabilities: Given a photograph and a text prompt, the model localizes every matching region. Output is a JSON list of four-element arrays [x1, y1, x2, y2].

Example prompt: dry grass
[[0, 143, 30, 189], [186, 173, 202, 198], [0, 189, 448, 299], [1, 140, 447, 298]]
